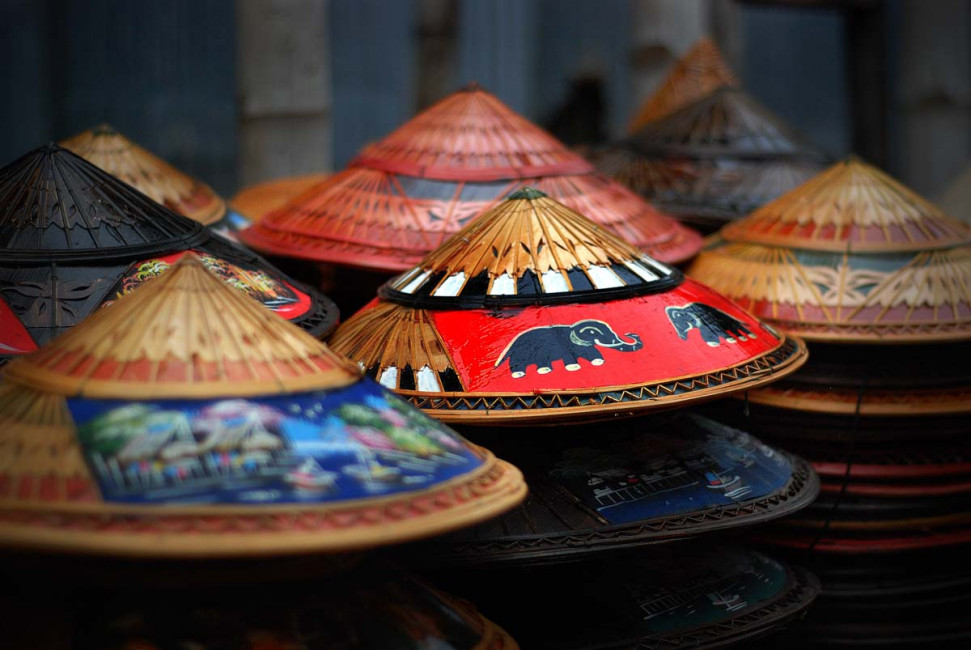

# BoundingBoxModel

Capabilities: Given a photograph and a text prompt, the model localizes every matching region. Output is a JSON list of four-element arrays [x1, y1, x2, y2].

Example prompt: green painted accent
[[507, 187, 548, 200]]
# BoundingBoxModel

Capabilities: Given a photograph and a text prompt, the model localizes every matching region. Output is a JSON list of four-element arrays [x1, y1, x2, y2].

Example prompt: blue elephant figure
[[496, 319, 642, 378], [665, 303, 756, 347]]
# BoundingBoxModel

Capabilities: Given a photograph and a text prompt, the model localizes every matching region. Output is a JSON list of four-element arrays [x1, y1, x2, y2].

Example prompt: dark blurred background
[[1, 0, 968, 202]]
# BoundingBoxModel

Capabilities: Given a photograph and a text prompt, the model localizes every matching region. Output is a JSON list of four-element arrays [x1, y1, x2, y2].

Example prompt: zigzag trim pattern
[[401, 339, 803, 419], [0, 460, 525, 557]]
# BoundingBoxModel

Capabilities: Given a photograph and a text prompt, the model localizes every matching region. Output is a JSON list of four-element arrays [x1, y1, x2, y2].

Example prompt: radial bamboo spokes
[[6, 255, 358, 398], [355, 83, 591, 180], [416, 190, 651, 280], [329, 302, 454, 377], [722, 159, 971, 252], [0, 383, 89, 484], [630, 87, 824, 160], [0, 144, 204, 256], [61, 125, 227, 226], [628, 37, 738, 132], [690, 240, 971, 342]]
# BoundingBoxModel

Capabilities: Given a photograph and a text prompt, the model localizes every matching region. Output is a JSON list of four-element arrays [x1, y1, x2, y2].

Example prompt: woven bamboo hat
[[690, 159, 971, 343], [595, 87, 827, 231], [0, 255, 525, 557], [328, 188, 807, 424], [628, 37, 738, 133], [0, 144, 337, 365], [240, 83, 702, 268], [690, 159, 971, 416], [61, 124, 251, 233]]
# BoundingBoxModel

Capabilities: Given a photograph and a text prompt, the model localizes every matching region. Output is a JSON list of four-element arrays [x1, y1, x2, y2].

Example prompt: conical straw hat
[[354, 82, 588, 181], [329, 189, 807, 424], [721, 158, 970, 252], [628, 87, 824, 159], [241, 84, 702, 268], [61, 125, 228, 227], [5, 256, 357, 399], [689, 159, 971, 343], [0, 144, 202, 258], [595, 87, 827, 230], [0, 256, 525, 556], [628, 37, 738, 132], [0, 145, 337, 365]]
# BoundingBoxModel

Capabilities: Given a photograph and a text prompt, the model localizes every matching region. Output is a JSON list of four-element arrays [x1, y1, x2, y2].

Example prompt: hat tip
[[460, 81, 484, 93], [506, 187, 548, 201], [91, 123, 118, 135]]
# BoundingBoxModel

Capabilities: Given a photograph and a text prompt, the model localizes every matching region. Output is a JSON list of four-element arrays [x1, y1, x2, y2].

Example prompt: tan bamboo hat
[[628, 37, 738, 132], [0, 256, 525, 557]]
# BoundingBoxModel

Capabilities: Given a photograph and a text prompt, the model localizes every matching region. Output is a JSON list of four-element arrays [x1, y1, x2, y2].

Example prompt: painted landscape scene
[[69, 382, 481, 504]]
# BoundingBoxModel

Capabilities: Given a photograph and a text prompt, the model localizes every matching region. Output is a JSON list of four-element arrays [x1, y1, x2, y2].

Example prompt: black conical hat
[[0, 144, 206, 261], [629, 87, 825, 160]]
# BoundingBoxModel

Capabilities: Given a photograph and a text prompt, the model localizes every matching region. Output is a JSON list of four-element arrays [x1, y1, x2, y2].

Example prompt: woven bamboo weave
[[628, 37, 738, 132], [241, 84, 702, 269], [417, 190, 641, 281], [691, 242, 971, 342], [330, 190, 807, 424], [721, 159, 970, 252], [6, 255, 358, 399], [61, 125, 227, 227], [689, 160, 971, 343]]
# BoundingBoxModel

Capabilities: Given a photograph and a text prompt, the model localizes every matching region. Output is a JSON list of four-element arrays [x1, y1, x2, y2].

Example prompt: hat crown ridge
[[382, 192, 679, 306]]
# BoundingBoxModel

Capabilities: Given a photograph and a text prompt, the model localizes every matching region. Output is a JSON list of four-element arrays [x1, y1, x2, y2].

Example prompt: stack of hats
[[594, 42, 828, 233], [61, 124, 251, 235], [0, 253, 527, 648], [688, 158, 971, 646], [239, 83, 701, 279], [627, 37, 739, 132], [0, 144, 338, 366], [329, 188, 822, 647]]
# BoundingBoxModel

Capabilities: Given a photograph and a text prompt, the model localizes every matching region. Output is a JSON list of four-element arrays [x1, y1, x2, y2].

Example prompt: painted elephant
[[665, 303, 756, 347], [496, 319, 642, 378]]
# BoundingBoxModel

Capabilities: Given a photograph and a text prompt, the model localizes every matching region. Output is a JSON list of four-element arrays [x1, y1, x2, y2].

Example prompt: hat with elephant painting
[[328, 188, 808, 425]]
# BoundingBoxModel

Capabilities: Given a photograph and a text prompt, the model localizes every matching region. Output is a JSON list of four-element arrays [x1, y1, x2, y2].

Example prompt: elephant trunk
[[611, 332, 642, 352]]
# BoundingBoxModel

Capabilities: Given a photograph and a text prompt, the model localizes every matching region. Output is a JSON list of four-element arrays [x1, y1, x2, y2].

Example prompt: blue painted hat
[[0, 255, 525, 557]]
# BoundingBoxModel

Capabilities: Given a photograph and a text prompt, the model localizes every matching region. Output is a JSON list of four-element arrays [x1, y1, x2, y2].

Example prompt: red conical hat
[[329, 188, 807, 424], [628, 37, 738, 132], [241, 85, 702, 269]]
